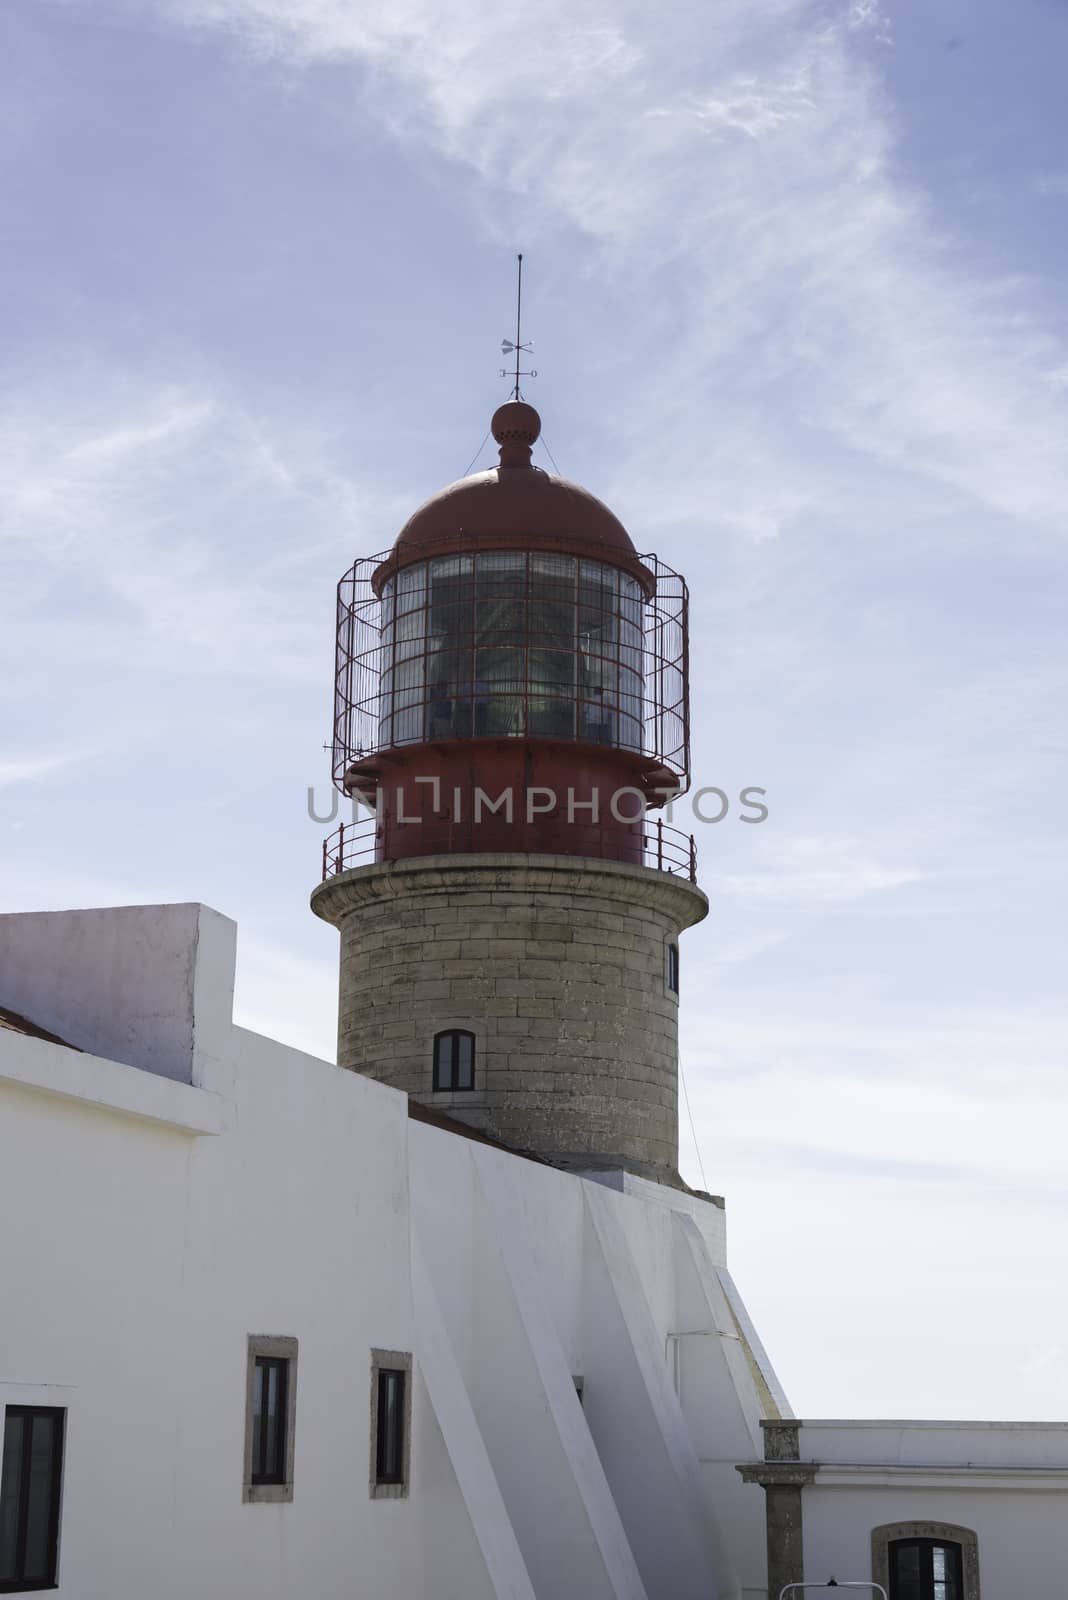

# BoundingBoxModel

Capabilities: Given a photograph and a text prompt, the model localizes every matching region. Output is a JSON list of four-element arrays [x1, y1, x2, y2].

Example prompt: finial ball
[[491, 401, 541, 447]]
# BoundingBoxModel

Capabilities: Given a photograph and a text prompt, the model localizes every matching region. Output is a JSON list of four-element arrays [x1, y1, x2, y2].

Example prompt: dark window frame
[[432, 1029, 476, 1092], [667, 942, 679, 995], [873, 1522, 979, 1600], [250, 1357, 289, 1487], [889, 1535, 966, 1600], [374, 1369, 406, 1486], [0, 1404, 65, 1594], [243, 1336, 298, 1504], [369, 1349, 412, 1500]]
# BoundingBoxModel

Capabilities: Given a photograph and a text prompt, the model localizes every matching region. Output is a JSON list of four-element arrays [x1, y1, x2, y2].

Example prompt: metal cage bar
[[331, 549, 690, 795]]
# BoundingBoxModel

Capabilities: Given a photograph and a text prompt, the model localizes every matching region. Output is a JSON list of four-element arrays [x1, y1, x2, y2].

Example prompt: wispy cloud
[[0, 753, 88, 787], [847, 0, 892, 45], [1032, 172, 1068, 198], [0, 368, 395, 681], [105, 0, 1068, 547], [718, 834, 923, 908]]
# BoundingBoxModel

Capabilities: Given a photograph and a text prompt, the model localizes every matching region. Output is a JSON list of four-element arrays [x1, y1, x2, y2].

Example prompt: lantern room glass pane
[[378, 553, 647, 755]]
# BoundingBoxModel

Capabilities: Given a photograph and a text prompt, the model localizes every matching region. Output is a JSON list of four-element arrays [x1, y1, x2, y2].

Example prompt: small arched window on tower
[[433, 1030, 476, 1092], [667, 943, 680, 995]]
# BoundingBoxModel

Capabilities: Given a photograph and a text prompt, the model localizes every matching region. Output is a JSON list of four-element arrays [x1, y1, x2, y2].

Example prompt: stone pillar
[[311, 852, 708, 1186], [736, 1420, 817, 1599]]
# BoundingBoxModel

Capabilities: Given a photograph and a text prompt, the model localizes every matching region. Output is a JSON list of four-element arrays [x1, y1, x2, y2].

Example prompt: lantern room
[[328, 401, 691, 870]]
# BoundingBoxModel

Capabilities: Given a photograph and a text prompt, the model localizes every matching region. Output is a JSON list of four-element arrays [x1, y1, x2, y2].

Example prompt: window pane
[[455, 1034, 474, 1091], [253, 1359, 288, 1483], [890, 1542, 922, 1600], [396, 562, 427, 610], [271, 1362, 287, 1480], [434, 1033, 455, 1089], [939, 1543, 963, 1600], [265, 1364, 280, 1476], [376, 1370, 405, 1483], [392, 706, 422, 745], [385, 1377, 398, 1475], [0, 1409, 62, 1587], [22, 1414, 58, 1581], [380, 552, 653, 758], [0, 1413, 24, 1582], [252, 1361, 265, 1477], [618, 714, 642, 752]]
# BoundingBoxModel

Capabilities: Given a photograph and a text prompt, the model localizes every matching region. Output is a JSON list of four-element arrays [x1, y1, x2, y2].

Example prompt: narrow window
[[889, 1537, 964, 1600], [244, 1336, 298, 1503], [667, 943, 679, 994], [370, 1349, 412, 1499], [0, 1405, 65, 1593], [251, 1358, 288, 1486], [375, 1370, 406, 1485], [433, 1029, 475, 1091]]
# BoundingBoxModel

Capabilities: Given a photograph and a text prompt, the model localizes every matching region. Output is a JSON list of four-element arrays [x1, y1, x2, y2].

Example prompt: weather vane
[[499, 252, 537, 399]]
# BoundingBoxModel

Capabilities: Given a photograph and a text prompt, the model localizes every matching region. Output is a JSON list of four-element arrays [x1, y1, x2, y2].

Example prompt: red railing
[[321, 814, 698, 884]]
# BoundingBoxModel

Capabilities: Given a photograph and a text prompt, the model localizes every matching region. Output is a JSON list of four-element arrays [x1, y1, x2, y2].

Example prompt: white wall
[[0, 902, 233, 1082], [409, 1121, 778, 1599], [0, 905, 422, 1600], [799, 1421, 1068, 1600], [0, 900, 784, 1600], [13, 901, 1066, 1600]]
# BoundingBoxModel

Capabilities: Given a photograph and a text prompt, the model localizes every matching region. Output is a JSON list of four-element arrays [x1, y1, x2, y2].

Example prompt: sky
[[2, 0, 1067, 1421]]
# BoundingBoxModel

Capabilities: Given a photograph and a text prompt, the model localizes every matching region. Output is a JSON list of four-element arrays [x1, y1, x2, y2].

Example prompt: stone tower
[[312, 400, 707, 1186]]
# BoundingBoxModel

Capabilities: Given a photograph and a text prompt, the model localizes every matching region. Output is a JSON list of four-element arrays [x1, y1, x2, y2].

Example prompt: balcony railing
[[321, 814, 698, 884]]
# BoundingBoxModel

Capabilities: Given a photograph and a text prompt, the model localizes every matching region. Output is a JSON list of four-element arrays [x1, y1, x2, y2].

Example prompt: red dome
[[394, 464, 637, 560], [375, 402, 650, 594]]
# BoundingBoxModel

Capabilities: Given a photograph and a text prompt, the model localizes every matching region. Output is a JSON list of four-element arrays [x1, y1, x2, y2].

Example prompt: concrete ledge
[[813, 1464, 1068, 1489], [312, 851, 709, 929], [736, 1462, 818, 1487], [0, 1032, 227, 1137]]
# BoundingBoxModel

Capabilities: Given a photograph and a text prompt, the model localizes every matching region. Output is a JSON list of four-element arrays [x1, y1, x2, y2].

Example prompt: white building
[[2, 901, 1067, 1599]]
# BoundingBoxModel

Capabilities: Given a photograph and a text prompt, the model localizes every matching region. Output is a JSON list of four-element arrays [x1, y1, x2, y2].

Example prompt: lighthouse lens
[[376, 552, 645, 754]]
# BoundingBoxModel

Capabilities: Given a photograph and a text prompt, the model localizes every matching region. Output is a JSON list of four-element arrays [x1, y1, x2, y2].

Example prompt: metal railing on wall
[[321, 813, 698, 884]]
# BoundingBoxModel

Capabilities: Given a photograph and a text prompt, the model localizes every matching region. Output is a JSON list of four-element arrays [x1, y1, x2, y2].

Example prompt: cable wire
[[461, 429, 492, 478], [539, 434, 563, 475], [679, 1056, 710, 1193]]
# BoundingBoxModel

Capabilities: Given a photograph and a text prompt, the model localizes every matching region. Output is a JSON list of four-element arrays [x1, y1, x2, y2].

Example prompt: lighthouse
[[312, 399, 707, 1187]]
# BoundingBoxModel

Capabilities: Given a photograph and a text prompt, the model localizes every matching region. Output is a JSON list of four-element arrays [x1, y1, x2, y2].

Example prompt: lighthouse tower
[[312, 400, 707, 1187]]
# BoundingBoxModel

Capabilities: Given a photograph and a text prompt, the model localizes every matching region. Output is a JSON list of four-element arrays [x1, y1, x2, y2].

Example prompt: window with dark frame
[[667, 942, 679, 994], [250, 1356, 289, 1487], [433, 1029, 475, 1091], [375, 1368, 407, 1486], [889, 1536, 964, 1600], [0, 1405, 65, 1594]]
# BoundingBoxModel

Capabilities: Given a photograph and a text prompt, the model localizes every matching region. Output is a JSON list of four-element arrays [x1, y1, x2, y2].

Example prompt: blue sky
[[2, 0, 1067, 1420]]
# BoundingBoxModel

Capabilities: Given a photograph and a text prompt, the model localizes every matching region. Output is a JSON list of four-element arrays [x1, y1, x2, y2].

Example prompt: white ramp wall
[[410, 1124, 778, 1600]]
